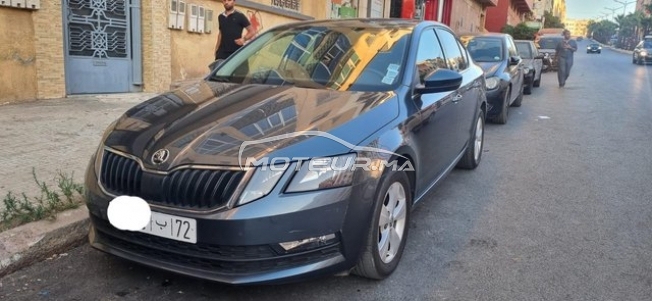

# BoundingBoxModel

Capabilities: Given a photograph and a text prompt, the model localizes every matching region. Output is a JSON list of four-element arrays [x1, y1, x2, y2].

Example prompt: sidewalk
[[0, 92, 158, 277]]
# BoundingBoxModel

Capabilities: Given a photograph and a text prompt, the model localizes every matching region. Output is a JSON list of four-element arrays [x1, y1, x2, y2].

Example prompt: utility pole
[[613, 0, 636, 15], [605, 6, 623, 20]]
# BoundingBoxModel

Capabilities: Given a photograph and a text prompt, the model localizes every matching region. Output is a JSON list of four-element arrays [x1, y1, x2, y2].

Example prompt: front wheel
[[457, 111, 485, 170], [353, 170, 412, 280]]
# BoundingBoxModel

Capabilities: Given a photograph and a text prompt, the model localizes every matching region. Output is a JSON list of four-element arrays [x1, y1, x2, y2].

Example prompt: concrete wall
[[1, 3, 66, 103], [0, 8, 37, 103], [450, 0, 485, 33], [169, 0, 327, 84]]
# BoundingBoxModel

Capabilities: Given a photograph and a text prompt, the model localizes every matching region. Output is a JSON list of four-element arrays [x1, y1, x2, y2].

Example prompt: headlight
[[641, 51, 648, 56], [523, 67, 531, 74], [485, 77, 500, 90], [285, 154, 356, 193], [598, 46, 602, 49], [587, 46, 591, 49], [237, 166, 287, 206]]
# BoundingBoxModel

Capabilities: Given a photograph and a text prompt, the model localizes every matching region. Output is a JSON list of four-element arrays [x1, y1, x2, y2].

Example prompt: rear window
[[538, 37, 562, 49]]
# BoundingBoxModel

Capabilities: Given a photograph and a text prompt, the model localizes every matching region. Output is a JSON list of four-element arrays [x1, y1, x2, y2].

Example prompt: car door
[[505, 37, 523, 103], [531, 42, 542, 81], [634, 41, 643, 61], [434, 27, 475, 156], [411, 27, 458, 190]]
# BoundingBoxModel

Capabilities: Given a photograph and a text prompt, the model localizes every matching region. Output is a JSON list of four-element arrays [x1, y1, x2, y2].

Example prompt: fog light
[[279, 234, 337, 252]]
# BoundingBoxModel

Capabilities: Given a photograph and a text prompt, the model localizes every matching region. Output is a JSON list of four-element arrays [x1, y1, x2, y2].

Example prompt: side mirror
[[415, 69, 463, 95], [509, 56, 521, 65], [208, 59, 225, 72]]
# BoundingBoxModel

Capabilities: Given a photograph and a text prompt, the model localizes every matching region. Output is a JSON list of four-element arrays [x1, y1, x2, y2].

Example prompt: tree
[[501, 22, 539, 40], [587, 20, 618, 44], [544, 11, 564, 28]]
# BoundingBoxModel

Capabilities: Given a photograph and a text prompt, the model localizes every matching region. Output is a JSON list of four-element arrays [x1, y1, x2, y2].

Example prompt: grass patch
[[0, 168, 84, 232]]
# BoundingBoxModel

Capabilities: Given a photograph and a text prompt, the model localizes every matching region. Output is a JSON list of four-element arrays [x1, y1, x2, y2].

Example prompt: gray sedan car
[[515, 40, 543, 94]]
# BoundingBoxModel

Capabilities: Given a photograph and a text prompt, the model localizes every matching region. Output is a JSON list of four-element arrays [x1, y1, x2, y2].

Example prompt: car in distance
[[466, 33, 524, 124], [586, 43, 602, 54], [515, 40, 543, 94], [84, 18, 487, 285], [632, 38, 652, 65]]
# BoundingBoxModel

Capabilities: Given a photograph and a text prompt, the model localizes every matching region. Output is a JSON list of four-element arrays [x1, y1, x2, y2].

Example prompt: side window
[[507, 38, 518, 57], [435, 28, 467, 71], [414, 28, 447, 85]]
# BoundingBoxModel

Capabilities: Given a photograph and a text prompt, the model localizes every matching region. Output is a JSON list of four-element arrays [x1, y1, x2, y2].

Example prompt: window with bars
[[271, 0, 301, 12]]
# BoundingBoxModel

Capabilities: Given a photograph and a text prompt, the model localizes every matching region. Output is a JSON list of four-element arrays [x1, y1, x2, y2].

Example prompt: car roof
[[267, 18, 432, 32]]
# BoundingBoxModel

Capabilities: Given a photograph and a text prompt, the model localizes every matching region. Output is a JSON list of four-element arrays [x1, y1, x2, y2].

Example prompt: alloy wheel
[[378, 182, 407, 264]]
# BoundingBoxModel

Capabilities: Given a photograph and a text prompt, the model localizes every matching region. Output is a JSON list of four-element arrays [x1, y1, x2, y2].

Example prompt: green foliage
[[587, 20, 618, 44], [544, 11, 564, 28], [501, 22, 539, 40], [0, 168, 84, 232]]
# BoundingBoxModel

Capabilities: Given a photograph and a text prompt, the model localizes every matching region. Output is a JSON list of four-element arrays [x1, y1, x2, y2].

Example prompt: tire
[[523, 78, 533, 95], [511, 83, 524, 107], [493, 86, 510, 124], [456, 111, 485, 170], [633, 56, 637, 64], [352, 169, 411, 280], [533, 75, 541, 87]]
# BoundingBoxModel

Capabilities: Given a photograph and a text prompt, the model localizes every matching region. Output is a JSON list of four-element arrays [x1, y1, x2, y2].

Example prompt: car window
[[507, 37, 518, 57], [467, 37, 504, 62], [515, 42, 533, 59], [210, 25, 412, 92], [539, 37, 562, 49], [644, 41, 652, 48], [414, 28, 447, 84], [435, 28, 467, 71]]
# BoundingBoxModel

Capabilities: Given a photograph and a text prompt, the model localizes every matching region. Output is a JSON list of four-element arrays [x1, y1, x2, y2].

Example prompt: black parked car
[[467, 33, 524, 124], [586, 43, 602, 54], [515, 40, 544, 94], [84, 18, 487, 285], [632, 38, 652, 65]]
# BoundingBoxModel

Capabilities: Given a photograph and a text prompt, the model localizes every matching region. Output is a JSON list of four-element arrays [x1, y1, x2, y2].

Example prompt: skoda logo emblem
[[152, 149, 170, 164]]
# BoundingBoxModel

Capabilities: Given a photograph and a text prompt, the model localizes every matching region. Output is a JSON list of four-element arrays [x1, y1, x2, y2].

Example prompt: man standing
[[214, 0, 257, 60], [555, 29, 577, 87]]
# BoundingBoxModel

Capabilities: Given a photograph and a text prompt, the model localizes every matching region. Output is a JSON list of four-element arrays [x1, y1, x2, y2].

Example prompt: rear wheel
[[353, 170, 411, 280], [493, 86, 510, 124], [457, 111, 485, 170]]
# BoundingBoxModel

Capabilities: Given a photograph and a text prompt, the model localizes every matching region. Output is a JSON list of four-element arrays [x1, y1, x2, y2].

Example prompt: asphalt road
[[2, 41, 652, 301]]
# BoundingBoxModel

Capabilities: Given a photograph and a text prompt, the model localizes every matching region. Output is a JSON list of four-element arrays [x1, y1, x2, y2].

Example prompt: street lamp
[[604, 6, 623, 20], [613, 0, 636, 15]]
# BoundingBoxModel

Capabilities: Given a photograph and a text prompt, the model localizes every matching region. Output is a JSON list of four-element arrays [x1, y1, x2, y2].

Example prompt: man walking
[[555, 29, 577, 87], [214, 0, 257, 60]]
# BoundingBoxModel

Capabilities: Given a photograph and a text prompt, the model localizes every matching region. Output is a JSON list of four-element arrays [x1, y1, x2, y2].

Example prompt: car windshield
[[515, 42, 533, 59], [590, 44, 599, 47], [209, 24, 412, 92], [538, 37, 563, 49], [467, 37, 504, 62], [643, 41, 652, 48]]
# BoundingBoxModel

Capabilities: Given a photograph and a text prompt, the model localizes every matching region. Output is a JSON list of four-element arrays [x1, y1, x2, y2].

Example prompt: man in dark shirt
[[214, 0, 257, 60], [555, 29, 577, 87]]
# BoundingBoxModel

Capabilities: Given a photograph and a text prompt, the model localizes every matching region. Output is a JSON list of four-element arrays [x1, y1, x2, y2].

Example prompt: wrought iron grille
[[66, 0, 128, 58], [271, 0, 300, 12]]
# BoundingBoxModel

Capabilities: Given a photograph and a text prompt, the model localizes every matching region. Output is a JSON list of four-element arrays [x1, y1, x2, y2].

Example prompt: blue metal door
[[64, 0, 140, 94]]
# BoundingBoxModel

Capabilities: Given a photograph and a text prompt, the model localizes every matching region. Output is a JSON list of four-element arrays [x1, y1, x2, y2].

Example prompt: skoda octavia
[[84, 18, 487, 285]]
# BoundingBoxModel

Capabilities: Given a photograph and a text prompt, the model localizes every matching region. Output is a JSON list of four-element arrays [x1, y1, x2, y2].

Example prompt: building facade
[[485, 0, 534, 33], [0, 0, 399, 104], [636, 0, 652, 15], [564, 19, 590, 37]]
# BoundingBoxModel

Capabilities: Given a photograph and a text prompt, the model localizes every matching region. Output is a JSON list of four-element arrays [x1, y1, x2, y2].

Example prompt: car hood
[[476, 62, 503, 77], [103, 80, 398, 169]]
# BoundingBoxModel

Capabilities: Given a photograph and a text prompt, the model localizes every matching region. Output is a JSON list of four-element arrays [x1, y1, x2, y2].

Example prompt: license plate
[[139, 211, 197, 244]]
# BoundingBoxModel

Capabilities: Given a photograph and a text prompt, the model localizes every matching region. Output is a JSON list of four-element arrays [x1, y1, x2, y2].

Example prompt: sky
[[565, 0, 638, 20]]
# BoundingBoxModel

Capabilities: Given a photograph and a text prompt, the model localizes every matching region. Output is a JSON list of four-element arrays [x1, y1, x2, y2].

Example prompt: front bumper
[[485, 85, 508, 117], [84, 153, 377, 285], [587, 48, 601, 53]]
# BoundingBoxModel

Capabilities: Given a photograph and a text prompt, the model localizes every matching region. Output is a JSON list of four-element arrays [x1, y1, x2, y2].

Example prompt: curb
[[0, 206, 90, 278]]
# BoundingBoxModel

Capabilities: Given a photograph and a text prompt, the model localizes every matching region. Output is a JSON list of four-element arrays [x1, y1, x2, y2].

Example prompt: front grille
[[92, 216, 342, 275], [100, 150, 245, 210]]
